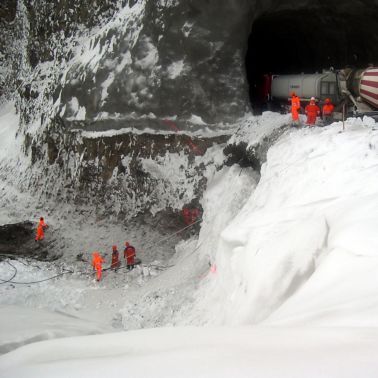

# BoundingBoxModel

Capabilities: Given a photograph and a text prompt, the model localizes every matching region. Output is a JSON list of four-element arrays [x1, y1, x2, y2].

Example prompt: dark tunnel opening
[[246, 7, 378, 113]]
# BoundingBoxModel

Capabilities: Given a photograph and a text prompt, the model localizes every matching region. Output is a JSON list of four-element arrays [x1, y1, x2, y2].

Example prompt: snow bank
[[228, 111, 292, 147], [0, 260, 85, 311], [198, 165, 259, 264], [191, 118, 378, 326], [1, 326, 378, 378], [0, 305, 108, 355]]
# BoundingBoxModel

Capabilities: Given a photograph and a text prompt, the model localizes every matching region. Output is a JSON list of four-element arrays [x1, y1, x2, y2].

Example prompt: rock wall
[[1, 0, 255, 126], [55, 0, 254, 126], [19, 116, 228, 225], [4, 0, 378, 126], [0, 0, 19, 98], [2, 0, 378, 225]]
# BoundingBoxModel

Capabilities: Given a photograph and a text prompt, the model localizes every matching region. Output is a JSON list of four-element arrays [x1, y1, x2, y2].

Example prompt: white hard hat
[[310, 97, 315, 101]]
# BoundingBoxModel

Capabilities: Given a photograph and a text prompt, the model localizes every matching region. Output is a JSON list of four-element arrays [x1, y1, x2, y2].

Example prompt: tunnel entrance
[[246, 6, 378, 112]]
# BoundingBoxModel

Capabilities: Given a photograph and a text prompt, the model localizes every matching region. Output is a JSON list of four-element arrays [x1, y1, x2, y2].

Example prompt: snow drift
[[187, 117, 378, 327]]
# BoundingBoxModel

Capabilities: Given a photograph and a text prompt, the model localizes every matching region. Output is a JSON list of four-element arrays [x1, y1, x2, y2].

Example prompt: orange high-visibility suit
[[111, 247, 120, 270], [124, 242, 136, 268], [35, 224, 44, 241], [92, 252, 104, 281], [305, 101, 320, 125], [322, 103, 334, 116], [35, 217, 47, 241], [291, 93, 301, 122], [322, 98, 335, 125]]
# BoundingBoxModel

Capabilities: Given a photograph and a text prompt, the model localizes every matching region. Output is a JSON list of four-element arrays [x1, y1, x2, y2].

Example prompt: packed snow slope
[[2, 111, 378, 377], [1, 326, 377, 378], [186, 115, 378, 328]]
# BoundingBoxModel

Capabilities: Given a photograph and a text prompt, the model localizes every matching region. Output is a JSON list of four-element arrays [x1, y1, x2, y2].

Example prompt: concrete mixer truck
[[266, 67, 378, 120]]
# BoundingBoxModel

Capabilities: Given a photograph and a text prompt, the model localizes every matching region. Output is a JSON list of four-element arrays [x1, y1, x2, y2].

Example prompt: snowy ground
[[2, 326, 378, 378], [1, 100, 378, 377]]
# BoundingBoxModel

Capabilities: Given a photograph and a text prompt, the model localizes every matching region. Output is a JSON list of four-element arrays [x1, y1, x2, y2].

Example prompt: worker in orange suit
[[111, 245, 120, 271], [305, 97, 320, 126], [322, 98, 335, 125], [124, 242, 136, 270], [290, 91, 301, 126], [92, 251, 104, 281], [35, 217, 48, 241]]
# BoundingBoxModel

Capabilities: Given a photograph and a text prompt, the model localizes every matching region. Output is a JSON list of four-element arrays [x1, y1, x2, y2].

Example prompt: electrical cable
[[0, 268, 74, 285], [141, 218, 203, 251], [0, 260, 18, 285], [0, 253, 76, 284]]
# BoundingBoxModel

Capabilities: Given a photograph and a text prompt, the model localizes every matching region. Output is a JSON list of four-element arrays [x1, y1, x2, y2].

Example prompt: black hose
[[0, 254, 75, 285], [0, 268, 74, 285], [0, 260, 18, 285]]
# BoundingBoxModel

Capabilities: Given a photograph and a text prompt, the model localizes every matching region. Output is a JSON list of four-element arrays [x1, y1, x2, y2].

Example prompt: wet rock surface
[[0, 222, 60, 261], [224, 124, 290, 172], [21, 116, 228, 227]]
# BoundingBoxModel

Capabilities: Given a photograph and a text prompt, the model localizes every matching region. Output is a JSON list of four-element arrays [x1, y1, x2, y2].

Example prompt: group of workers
[[92, 242, 137, 281], [290, 92, 335, 126], [35, 217, 137, 282]]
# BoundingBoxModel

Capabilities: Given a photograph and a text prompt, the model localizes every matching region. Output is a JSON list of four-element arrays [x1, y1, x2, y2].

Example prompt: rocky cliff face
[[1, 0, 254, 126], [0, 0, 17, 97], [21, 115, 229, 223], [3, 0, 378, 126], [0, 0, 254, 226], [1, 0, 378, 225]]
